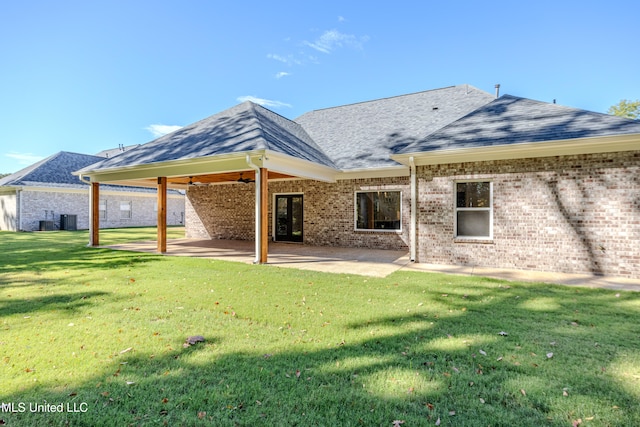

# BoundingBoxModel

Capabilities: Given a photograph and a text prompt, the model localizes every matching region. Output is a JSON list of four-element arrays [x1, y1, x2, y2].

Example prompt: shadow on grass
[[2, 273, 639, 426], [0, 291, 110, 317], [0, 231, 165, 279]]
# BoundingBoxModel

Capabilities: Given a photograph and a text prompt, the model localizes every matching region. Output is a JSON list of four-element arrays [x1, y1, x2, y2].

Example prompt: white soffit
[[336, 166, 409, 180]]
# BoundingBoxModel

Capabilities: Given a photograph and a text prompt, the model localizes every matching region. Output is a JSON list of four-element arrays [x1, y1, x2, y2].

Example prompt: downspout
[[246, 155, 262, 264], [409, 157, 417, 262]]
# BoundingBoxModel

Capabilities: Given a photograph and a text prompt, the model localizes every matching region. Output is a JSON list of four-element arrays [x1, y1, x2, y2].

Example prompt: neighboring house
[[76, 84, 640, 279], [0, 151, 185, 231]]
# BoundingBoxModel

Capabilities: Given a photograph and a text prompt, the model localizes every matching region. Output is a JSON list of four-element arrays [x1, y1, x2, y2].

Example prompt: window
[[455, 181, 492, 238], [99, 199, 106, 219], [120, 201, 132, 219], [355, 191, 401, 231]]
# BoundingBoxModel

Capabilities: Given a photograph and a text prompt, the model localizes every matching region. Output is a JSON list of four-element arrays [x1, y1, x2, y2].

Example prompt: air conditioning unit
[[60, 214, 78, 231]]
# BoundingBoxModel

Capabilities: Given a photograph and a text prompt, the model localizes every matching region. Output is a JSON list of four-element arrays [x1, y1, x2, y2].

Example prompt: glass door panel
[[275, 195, 303, 242]]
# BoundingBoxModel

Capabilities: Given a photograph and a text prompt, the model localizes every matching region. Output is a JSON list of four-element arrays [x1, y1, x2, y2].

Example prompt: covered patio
[[75, 102, 340, 264], [102, 238, 411, 277]]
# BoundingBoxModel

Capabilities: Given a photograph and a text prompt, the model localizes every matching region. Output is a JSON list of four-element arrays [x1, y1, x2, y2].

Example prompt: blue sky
[[1, 0, 638, 174]]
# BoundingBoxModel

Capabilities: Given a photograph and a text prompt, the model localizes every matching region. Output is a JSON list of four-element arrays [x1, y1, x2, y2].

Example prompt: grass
[[1, 228, 639, 426]]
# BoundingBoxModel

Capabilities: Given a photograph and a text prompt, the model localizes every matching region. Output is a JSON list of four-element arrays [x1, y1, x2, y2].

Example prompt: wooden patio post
[[157, 177, 167, 253], [259, 168, 268, 263], [90, 182, 100, 246]]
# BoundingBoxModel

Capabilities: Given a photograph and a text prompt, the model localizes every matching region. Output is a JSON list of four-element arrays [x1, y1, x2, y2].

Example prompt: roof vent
[[495, 84, 501, 98]]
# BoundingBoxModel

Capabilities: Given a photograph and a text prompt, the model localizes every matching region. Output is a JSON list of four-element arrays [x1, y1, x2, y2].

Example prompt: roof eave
[[391, 133, 640, 166], [261, 150, 337, 182], [75, 151, 266, 183], [0, 185, 22, 194], [74, 149, 338, 185], [336, 165, 409, 180]]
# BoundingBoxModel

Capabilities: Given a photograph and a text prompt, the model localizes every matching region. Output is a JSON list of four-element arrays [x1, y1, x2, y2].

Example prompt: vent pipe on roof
[[495, 84, 500, 98]]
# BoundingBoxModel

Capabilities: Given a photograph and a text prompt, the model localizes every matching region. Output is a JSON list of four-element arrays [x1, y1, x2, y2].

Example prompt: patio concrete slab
[[103, 238, 411, 277], [102, 238, 640, 291]]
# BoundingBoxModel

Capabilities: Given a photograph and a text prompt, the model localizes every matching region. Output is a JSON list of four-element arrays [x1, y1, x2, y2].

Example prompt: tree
[[608, 99, 640, 120]]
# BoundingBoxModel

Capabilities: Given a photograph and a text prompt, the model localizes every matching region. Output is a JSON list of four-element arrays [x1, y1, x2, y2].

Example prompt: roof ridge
[[1, 152, 58, 183], [298, 84, 483, 115], [245, 102, 270, 150], [249, 102, 337, 166], [243, 100, 297, 124]]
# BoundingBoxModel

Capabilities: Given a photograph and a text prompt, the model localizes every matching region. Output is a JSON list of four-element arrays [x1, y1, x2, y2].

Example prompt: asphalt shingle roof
[[398, 95, 640, 153], [0, 151, 172, 194], [294, 84, 495, 169], [81, 102, 336, 173], [0, 152, 105, 187], [71, 84, 640, 178]]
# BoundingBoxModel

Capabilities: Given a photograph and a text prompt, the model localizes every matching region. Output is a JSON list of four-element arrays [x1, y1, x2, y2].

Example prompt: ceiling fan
[[187, 177, 204, 186], [237, 172, 255, 184]]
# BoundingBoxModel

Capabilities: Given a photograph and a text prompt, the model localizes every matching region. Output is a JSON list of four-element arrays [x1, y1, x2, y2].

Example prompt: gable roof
[[0, 151, 178, 194], [397, 95, 640, 154], [80, 101, 336, 174], [74, 84, 640, 185], [0, 151, 105, 188], [295, 84, 495, 170]]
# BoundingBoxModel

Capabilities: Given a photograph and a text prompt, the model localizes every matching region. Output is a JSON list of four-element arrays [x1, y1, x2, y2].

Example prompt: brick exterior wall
[[16, 188, 184, 231], [417, 151, 640, 278], [185, 177, 410, 250], [186, 183, 255, 240], [184, 150, 639, 279]]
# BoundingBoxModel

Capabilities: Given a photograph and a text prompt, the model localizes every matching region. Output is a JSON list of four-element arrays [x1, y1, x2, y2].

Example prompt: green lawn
[[1, 228, 639, 426]]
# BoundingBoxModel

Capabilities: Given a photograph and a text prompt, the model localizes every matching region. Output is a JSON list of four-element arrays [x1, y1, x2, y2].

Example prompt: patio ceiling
[[173, 170, 294, 186], [103, 170, 296, 189]]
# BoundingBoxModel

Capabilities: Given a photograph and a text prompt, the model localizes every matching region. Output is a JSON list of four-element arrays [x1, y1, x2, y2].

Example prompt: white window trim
[[454, 180, 493, 240], [120, 201, 132, 220], [99, 199, 107, 220], [354, 190, 403, 233]]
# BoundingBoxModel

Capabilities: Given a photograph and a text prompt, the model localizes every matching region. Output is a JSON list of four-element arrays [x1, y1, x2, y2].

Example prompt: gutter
[[246, 155, 262, 264], [409, 156, 417, 262]]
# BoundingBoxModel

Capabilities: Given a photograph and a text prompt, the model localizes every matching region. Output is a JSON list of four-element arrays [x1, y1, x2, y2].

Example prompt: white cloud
[[264, 27, 367, 75], [145, 124, 183, 138], [338, 16, 346, 22], [267, 53, 288, 63], [267, 53, 301, 66], [236, 96, 292, 109], [5, 152, 45, 165], [304, 29, 368, 54]]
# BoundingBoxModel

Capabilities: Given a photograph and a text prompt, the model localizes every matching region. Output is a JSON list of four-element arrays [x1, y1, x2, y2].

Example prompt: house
[[0, 151, 185, 231], [75, 84, 640, 279]]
